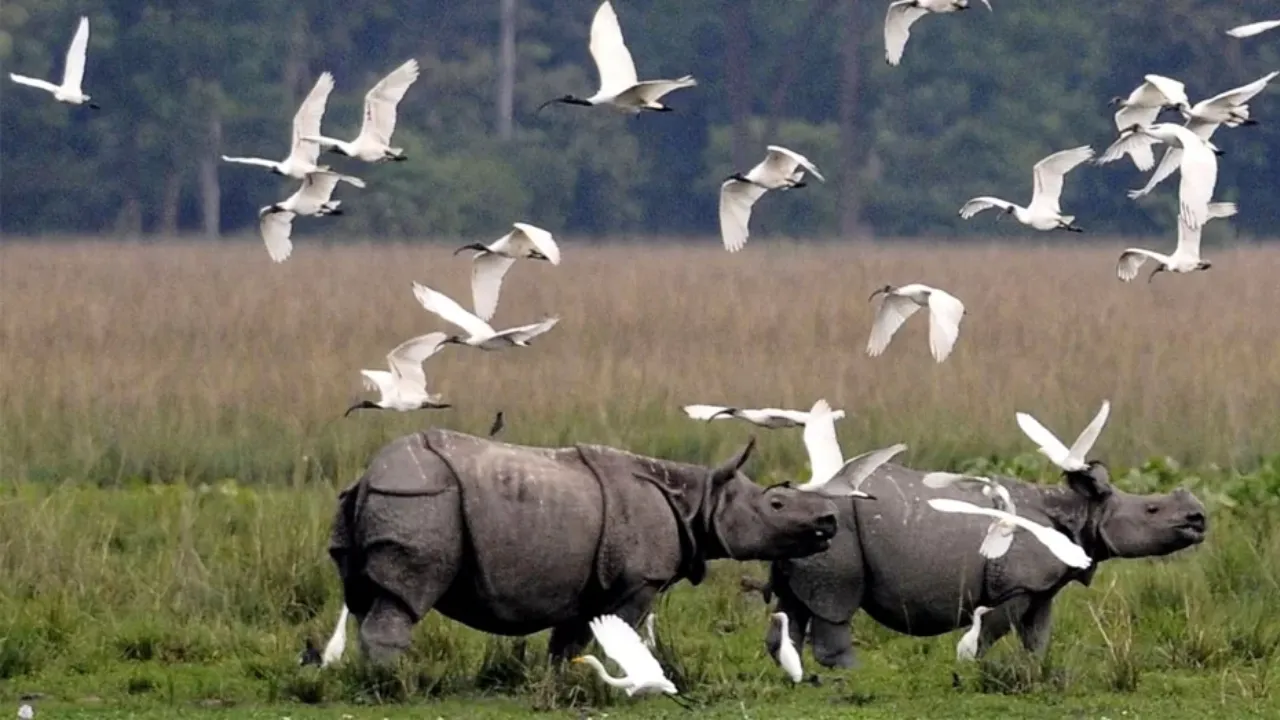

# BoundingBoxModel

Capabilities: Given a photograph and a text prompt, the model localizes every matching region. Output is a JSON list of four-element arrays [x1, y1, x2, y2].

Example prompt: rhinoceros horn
[[710, 436, 757, 487]]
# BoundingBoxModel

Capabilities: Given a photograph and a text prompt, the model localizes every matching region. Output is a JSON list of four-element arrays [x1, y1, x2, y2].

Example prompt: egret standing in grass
[[9, 16, 98, 109], [320, 605, 350, 668], [719, 145, 825, 253], [573, 615, 682, 702], [883, 0, 991, 68], [795, 399, 907, 499], [1117, 203, 1237, 282], [222, 72, 351, 181], [866, 284, 966, 363], [302, 59, 420, 162], [955, 606, 991, 661], [411, 282, 559, 350], [681, 404, 846, 429], [766, 612, 804, 684], [958, 146, 1094, 232], [454, 223, 561, 321], [258, 171, 365, 263], [345, 332, 453, 416], [537, 1, 696, 114], [1015, 400, 1111, 473]]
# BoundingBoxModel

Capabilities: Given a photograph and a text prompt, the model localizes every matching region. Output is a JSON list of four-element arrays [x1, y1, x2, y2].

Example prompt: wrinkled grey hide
[[770, 461, 1207, 668], [330, 430, 839, 663]]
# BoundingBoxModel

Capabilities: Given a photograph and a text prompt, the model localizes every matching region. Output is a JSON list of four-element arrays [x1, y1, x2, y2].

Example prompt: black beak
[[453, 243, 489, 256], [1147, 266, 1165, 283], [867, 286, 892, 302]]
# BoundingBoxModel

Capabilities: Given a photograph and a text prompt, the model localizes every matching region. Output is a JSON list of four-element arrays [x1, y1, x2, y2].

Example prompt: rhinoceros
[[329, 429, 840, 663], [769, 461, 1207, 667]]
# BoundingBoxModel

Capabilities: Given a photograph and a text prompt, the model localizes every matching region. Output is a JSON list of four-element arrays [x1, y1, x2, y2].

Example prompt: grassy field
[[1, 239, 1279, 717]]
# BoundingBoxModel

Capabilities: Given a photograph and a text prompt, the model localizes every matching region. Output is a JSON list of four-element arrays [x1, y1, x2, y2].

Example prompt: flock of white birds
[[8, 1, 1280, 705]]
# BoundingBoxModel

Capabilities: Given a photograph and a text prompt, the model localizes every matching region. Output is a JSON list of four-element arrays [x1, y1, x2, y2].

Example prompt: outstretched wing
[[1176, 143, 1217, 230], [866, 294, 922, 357], [1098, 128, 1158, 170], [1144, 74, 1188, 107], [61, 16, 90, 92], [359, 369, 396, 397], [926, 499, 1091, 569], [765, 145, 825, 183], [1227, 20, 1280, 38], [958, 196, 1016, 220], [511, 223, 562, 265], [501, 316, 560, 345], [1028, 145, 1093, 215], [719, 179, 769, 252], [589, 615, 666, 683], [925, 289, 965, 363], [259, 211, 296, 263], [683, 404, 733, 421], [470, 254, 518, 322], [411, 282, 495, 337], [884, 1, 930, 67], [824, 443, 908, 496], [1127, 145, 1185, 200], [289, 72, 336, 167], [360, 59, 420, 146], [922, 472, 992, 492], [221, 156, 280, 170], [588, 1, 639, 96], [802, 399, 844, 485], [1015, 411, 1074, 469], [1116, 248, 1161, 282], [1066, 400, 1110, 466], [386, 332, 450, 389], [1177, 201, 1237, 260]]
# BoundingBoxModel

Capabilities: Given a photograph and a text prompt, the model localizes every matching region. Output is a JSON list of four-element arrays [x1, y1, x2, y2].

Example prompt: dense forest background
[[1, 0, 1278, 240]]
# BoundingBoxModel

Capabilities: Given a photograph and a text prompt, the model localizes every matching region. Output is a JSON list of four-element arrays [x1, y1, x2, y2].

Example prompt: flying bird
[[928, 497, 1092, 569], [411, 282, 559, 350], [537, 1, 696, 113], [866, 284, 966, 363], [221, 72, 352, 181], [719, 145, 825, 253], [9, 16, 98, 108], [1015, 400, 1111, 473], [1108, 75, 1191, 170], [955, 606, 991, 661], [345, 332, 453, 416], [766, 612, 803, 684], [573, 614, 680, 699], [923, 472, 1018, 558], [454, 223, 561, 321], [258, 170, 364, 263], [1227, 20, 1280, 38], [796, 399, 906, 499], [488, 410, 506, 437], [681, 404, 846, 429], [958, 146, 1093, 232], [1098, 123, 1219, 230], [1117, 203, 1237, 282], [302, 59, 420, 162], [884, 0, 991, 68]]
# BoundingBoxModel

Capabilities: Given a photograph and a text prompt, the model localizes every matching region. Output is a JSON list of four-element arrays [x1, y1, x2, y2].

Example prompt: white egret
[[453, 223, 561, 321], [959, 146, 1093, 232], [1098, 123, 1219, 230], [866, 284, 966, 363], [1108, 75, 1191, 170], [884, 0, 991, 67], [537, 1, 696, 113], [345, 332, 453, 416], [321, 605, 350, 667], [257, 171, 364, 263], [797, 399, 906, 499], [1015, 400, 1110, 473], [955, 606, 991, 661], [17, 704, 34, 720], [923, 472, 1017, 558], [9, 16, 98, 109], [302, 59, 420, 162], [719, 145, 825, 253], [411, 282, 559, 350], [681, 404, 846, 429], [221, 72, 352, 181], [928, 498, 1092, 569], [1117, 203, 1237, 282], [573, 614, 679, 697], [1227, 20, 1280, 38], [767, 612, 803, 684], [1181, 72, 1276, 127]]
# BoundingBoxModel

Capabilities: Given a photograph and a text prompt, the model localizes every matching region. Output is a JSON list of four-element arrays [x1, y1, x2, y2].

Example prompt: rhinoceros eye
[[1145, 503, 1159, 515], [769, 496, 784, 510]]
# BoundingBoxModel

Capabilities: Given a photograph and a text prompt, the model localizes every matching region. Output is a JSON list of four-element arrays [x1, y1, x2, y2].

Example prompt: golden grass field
[[3, 238, 1280, 485]]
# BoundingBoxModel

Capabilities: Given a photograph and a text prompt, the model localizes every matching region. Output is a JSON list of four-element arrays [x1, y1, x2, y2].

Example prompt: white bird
[[536, 0, 697, 113], [866, 284, 966, 363], [453, 223, 562, 321], [719, 145, 825, 253], [1108, 75, 1191, 170], [682, 404, 846, 429], [221, 72, 350, 180], [344, 332, 453, 416], [767, 612, 804, 684], [1117, 203, 1237, 282], [928, 498, 1092, 569], [797, 399, 906, 499], [573, 614, 679, 697], [257, 171, 365, 263], [1098, 123, 1219, 230], [302, 59, 420, 162], [9, 16, 98, 109], [411, 282, 559, 351], [884, 0, 991, 68], [923, 472, 1017, 558], [1227, 20, 1280, 39], [958, 146, 1093, 232], [955, 606, 991, 661], [1015, 400, 1110, 473], [321, 605, 350, 668], [17, 705, 34, 720]]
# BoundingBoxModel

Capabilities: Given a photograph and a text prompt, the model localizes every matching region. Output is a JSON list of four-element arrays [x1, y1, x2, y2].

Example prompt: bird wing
[[411, 282, 496, 337], [801, 399, 844, 485], [360, 59, 420, 146], [1175, 202, 1236, 261], [499, 316, 560, 345], [1066, 400, 1110, 466], [719, 179, 769, 252], [1127, 146, 1184, 200], [978, 522, 1016, 559], [884, 1, 930, 67], [1227, 20, 1280, 38], [958, 196, 1016, 219], [922, 472, 991, 491], [823, 443, 908, 496], [300, 171, 345, 205], [1115, 248, 1162, 282], [359, 369, 396, 396], [386, 332, 450, 390], [1028, 145, 1093, 215], [765, 145, 825, 183], [259, 211, 296, 263], [589, 615, 666, 683], [683, 404, 732, 421], [630, 76, 698, 103], [1199, 72, 1279, 111], [511, 222, 562, 265], [1098, 127, 1157, 171], [1014, 411, 1073, 469], [1144, 74, 1188, 107], [1176, 143, 1217, 230], [9, 73, 61, 93], [866, 294, 922, 357], [470, 254, 518, 322], [61, 16, 90, 91], [926, 499, 1091, 569], [288, 72, 335, 167], [588, 1, 639, 96], [925, 288, 965, 363], [220, 156, 280, 169]]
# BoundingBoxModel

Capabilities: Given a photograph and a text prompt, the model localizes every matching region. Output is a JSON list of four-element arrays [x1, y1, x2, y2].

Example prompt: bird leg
[[1060, 223, 1084, 233], [88, 102, 102, 110]]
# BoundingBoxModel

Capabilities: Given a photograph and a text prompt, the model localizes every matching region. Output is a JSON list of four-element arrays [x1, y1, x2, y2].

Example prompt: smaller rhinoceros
[[329, 429, 839, 663], [769, 461, 1207, 668]]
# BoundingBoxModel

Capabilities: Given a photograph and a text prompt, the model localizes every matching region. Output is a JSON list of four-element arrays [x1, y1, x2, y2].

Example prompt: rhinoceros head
[[706, 438, 840, 561], [1064, 462, 1208, 559]]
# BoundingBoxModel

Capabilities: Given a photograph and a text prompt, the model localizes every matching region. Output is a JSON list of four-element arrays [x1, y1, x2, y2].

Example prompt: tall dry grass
[[2, 238, 1279, 485]]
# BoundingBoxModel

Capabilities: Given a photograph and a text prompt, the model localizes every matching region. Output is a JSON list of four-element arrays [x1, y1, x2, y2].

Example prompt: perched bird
[[489, 410, 506, 437], [796, 399, 906, 499], [958, 146, 1094, 232], [1226, 20, 1280, 38], [9, 16, 98, 109], [1117, 202, 1237, 282], [1108, 75, 1191, 169], [537, 1, 696, 113], [923, 472, 1017, 558], [866, 284, 966, 363], [411, 282, 559, 350], [1099, 123, 1219, 230], [718, 145, 825, 253], [221, 72, 351, 181], [927, 498, 1092, 569], [884, 0, 991, 68], [1015, 400, 1111, 473], [682, 404, 846, 429], [955, 606, 991, 661], [344, 332, 453, 416], [453, 223, 562, 321], [258, 171, 364, 263], [766, 612, 803, 684], [302, 59, 420, 162], [573, 614, 680, 698]]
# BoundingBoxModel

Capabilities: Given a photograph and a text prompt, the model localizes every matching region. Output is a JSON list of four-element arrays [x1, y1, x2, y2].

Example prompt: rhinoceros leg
[[360, 595, 418, 663], [548, 621, 594, 662], [975, 596, 1026, 657], [809, 616, 858, 669], [1014, 595, 1054, 655]]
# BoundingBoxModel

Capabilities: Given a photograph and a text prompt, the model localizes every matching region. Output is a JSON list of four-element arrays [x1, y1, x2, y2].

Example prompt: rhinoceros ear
[[1066, 461, 1113, 501], [711, 436, 756, 487]]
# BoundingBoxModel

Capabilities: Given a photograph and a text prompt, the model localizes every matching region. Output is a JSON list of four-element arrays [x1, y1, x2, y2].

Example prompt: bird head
[[258, 204, 284, 218], [867, 285, 894, 302], [442, 335, 466, 346], [1147, 264, 1167, 283], [1197, 261, 1212, 271], [343, 400, 379, 417], [536, 95, 591, 113], [1107, 96, 1126, 108], [723, 172, 752, 184], [954, 0, 971, 9], [452, 242, 490, 257]]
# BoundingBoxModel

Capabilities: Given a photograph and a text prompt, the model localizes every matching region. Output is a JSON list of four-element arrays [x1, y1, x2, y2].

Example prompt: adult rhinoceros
[[329, 429, 839, 663], [769, 462, 1207, 668]]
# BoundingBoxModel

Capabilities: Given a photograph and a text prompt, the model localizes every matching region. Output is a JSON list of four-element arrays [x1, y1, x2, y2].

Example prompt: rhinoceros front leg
[[1014, 595, 1054, 656], [548, 621, 594, 662], [975, 596, 1027, 657], [360, 595, 417, 664]]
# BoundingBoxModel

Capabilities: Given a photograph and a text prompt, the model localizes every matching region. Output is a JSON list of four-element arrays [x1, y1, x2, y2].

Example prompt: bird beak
[[867, 287, 889, 302], [535, 98, 558, 114], [571, 656, 586, 664]]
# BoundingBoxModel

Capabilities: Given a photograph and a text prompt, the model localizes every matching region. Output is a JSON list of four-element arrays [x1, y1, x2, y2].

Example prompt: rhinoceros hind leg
[[1014, 596, 1054, 656], [359, 594, 417, 664], [548, 621, 594, 662], [975, 596, 1025, 657], [809, 617, 858, 669]]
